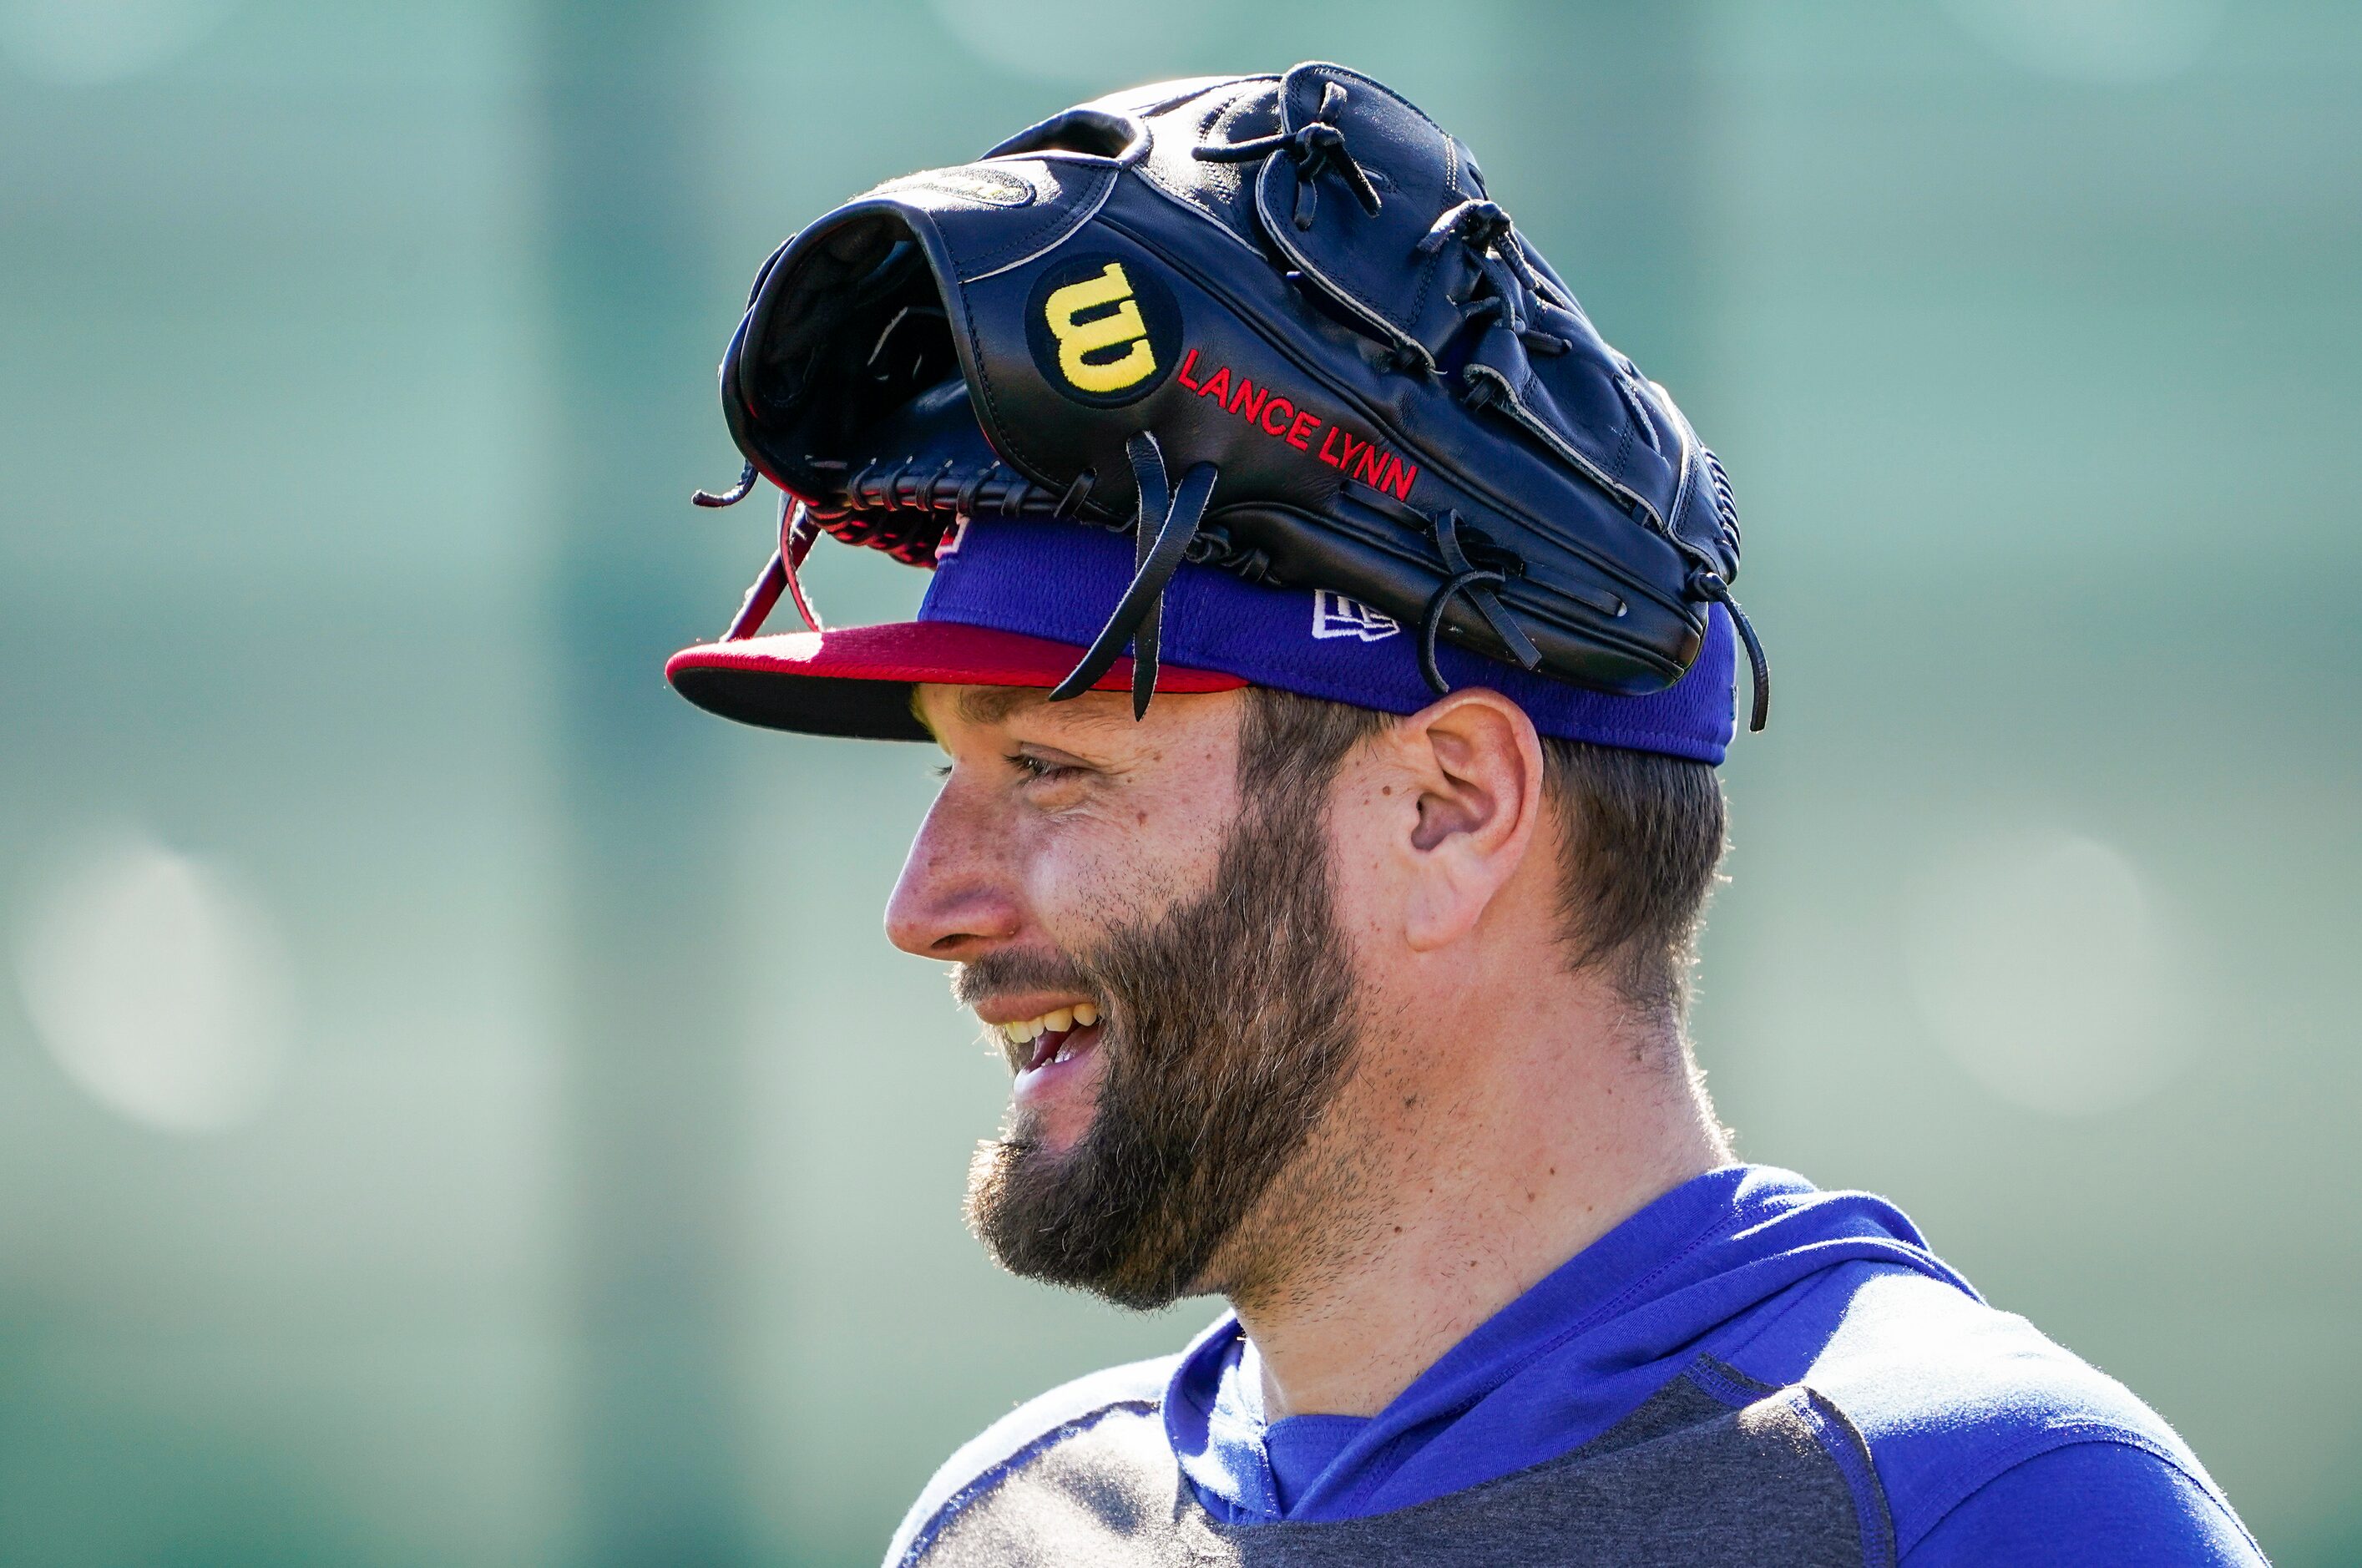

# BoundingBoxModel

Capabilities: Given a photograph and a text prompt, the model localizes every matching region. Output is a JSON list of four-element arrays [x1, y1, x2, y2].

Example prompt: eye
[[1009, 751, 1085, 785], [931, 762, 953, 780]]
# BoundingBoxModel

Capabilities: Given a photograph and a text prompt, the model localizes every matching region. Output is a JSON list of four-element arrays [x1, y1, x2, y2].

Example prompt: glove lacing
[[1193, 82, 1383, 232], [1419, 200, 1571, 358], [690, 458, 1091, 640], [1047, 432, 1219, 719], [721, 493, 826, 640], [1684, 567, 1769, 734], [1416, 508, 1543, 697], [692, 460, 760, 509]]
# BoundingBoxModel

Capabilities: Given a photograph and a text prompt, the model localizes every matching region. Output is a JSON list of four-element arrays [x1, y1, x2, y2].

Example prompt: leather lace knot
[[1417, 508, 1542, 696], [1420, 199, 1571, 357], [1194, 82, 1383, 231]]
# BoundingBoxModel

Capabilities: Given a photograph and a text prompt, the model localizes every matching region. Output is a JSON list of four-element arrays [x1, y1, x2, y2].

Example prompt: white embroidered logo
[[1311, 591, 1402, 643], [934, 515, 971, 559]]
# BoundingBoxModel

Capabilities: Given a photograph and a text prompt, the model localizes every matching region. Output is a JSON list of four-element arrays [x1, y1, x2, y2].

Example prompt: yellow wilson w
[[1043, 262, 1156, 393]]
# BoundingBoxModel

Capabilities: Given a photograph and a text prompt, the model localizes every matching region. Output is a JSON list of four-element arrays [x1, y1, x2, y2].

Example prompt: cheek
[[1020, 787, 1232, 946], [1325, 777, 1407, 953]]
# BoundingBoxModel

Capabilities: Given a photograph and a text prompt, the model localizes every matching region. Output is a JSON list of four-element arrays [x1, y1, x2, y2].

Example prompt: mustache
[[951, 947, 1098, 1009]]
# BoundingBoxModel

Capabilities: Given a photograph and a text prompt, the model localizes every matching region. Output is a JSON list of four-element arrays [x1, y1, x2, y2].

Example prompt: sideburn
[[963, 774, 1363, 1311]]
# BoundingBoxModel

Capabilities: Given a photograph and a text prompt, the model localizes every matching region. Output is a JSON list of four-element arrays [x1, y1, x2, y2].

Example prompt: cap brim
[[665, 620, 1250, 741]]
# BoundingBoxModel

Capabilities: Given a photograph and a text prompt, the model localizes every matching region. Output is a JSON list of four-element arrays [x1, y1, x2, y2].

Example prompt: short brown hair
[[1237, 687, 1727, 1024]]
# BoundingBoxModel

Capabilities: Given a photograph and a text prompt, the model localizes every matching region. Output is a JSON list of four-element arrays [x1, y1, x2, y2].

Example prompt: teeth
[[997, 1004, 1100, 1051], [1052, 1040, 1074, 1065]]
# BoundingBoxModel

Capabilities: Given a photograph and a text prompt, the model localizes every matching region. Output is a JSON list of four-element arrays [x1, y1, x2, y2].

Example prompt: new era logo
[[1312, 591, 1402, 643]]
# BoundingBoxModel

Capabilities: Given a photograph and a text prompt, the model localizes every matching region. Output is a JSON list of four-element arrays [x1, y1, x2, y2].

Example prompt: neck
[[1228, 972, 1731, 1422]]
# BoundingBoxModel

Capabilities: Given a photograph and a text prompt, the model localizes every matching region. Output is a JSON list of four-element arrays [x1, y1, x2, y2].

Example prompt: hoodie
[[1161, 1156, 2267, 1558]]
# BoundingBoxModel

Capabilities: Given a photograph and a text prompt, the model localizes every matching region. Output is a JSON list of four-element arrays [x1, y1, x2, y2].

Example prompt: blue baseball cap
[[667, 512, 1738, 763]]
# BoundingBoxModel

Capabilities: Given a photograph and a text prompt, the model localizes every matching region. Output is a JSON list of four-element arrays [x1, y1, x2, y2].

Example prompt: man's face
[[886, 684, 1365, 1310]]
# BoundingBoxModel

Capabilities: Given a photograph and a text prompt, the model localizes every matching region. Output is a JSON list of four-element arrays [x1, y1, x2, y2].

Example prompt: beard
[[955, 781, 1364, 1312]]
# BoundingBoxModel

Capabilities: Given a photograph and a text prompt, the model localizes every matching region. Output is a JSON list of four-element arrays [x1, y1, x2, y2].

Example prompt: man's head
[[889, 678, 1724, 1311], [671, 498, 1742, 1317]]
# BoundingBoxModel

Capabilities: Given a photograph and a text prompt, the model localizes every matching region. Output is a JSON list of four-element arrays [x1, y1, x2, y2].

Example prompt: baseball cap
[[666, 510, 1739, 763]]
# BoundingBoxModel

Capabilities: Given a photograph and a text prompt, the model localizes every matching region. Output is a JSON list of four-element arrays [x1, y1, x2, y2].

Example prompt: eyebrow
[[966, 685, 1135, 731], [913, 684, 1138, 747], [953, 685, 1053, 727]]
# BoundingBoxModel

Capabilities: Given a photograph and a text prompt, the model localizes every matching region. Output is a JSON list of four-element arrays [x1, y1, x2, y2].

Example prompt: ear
[[1385, 690, 1547, 953]]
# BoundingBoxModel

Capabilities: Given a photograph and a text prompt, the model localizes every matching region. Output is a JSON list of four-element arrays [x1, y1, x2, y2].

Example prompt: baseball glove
[[691, 62, 1766, 728]]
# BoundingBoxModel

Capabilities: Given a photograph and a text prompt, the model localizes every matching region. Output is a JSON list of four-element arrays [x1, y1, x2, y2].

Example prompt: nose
[[885, 778, 1024, 960]]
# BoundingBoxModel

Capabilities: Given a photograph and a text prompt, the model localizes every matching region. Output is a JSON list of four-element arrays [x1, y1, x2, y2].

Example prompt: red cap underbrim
[[665, 620, 1250, 741]]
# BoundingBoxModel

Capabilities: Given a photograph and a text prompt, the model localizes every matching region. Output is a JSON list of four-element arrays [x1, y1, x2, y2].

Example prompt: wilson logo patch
[[1026, 255, 1181, 407]]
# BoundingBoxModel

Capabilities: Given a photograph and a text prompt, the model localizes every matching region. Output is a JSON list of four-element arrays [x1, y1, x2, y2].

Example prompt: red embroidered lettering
[[1168, 349, 1402, 485]]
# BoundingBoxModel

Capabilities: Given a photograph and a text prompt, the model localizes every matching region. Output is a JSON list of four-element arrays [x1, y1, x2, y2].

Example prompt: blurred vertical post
[[537, 2, 751, 1564]]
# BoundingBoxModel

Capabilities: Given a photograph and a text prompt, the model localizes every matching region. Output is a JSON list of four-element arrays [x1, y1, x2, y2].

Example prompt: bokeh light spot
[[1904, 831, 2202, 1117], [0, 0, 240, 86], [1937, 0, 2228, 84], [12, 833, 295, 1134]]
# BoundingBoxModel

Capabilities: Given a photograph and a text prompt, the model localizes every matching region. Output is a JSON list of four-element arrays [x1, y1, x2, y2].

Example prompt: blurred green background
[[3, 1, 2355, 1562]]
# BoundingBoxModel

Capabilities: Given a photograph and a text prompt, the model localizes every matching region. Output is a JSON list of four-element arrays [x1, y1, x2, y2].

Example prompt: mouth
[[989, 1002, 1105, 1104]]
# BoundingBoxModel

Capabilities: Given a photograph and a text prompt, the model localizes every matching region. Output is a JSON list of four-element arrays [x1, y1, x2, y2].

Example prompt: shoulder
[[1900, 1439, 2267, 1565], [880, 1354, 1178, 1568], [1722, 1262, 2248, 1559]]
